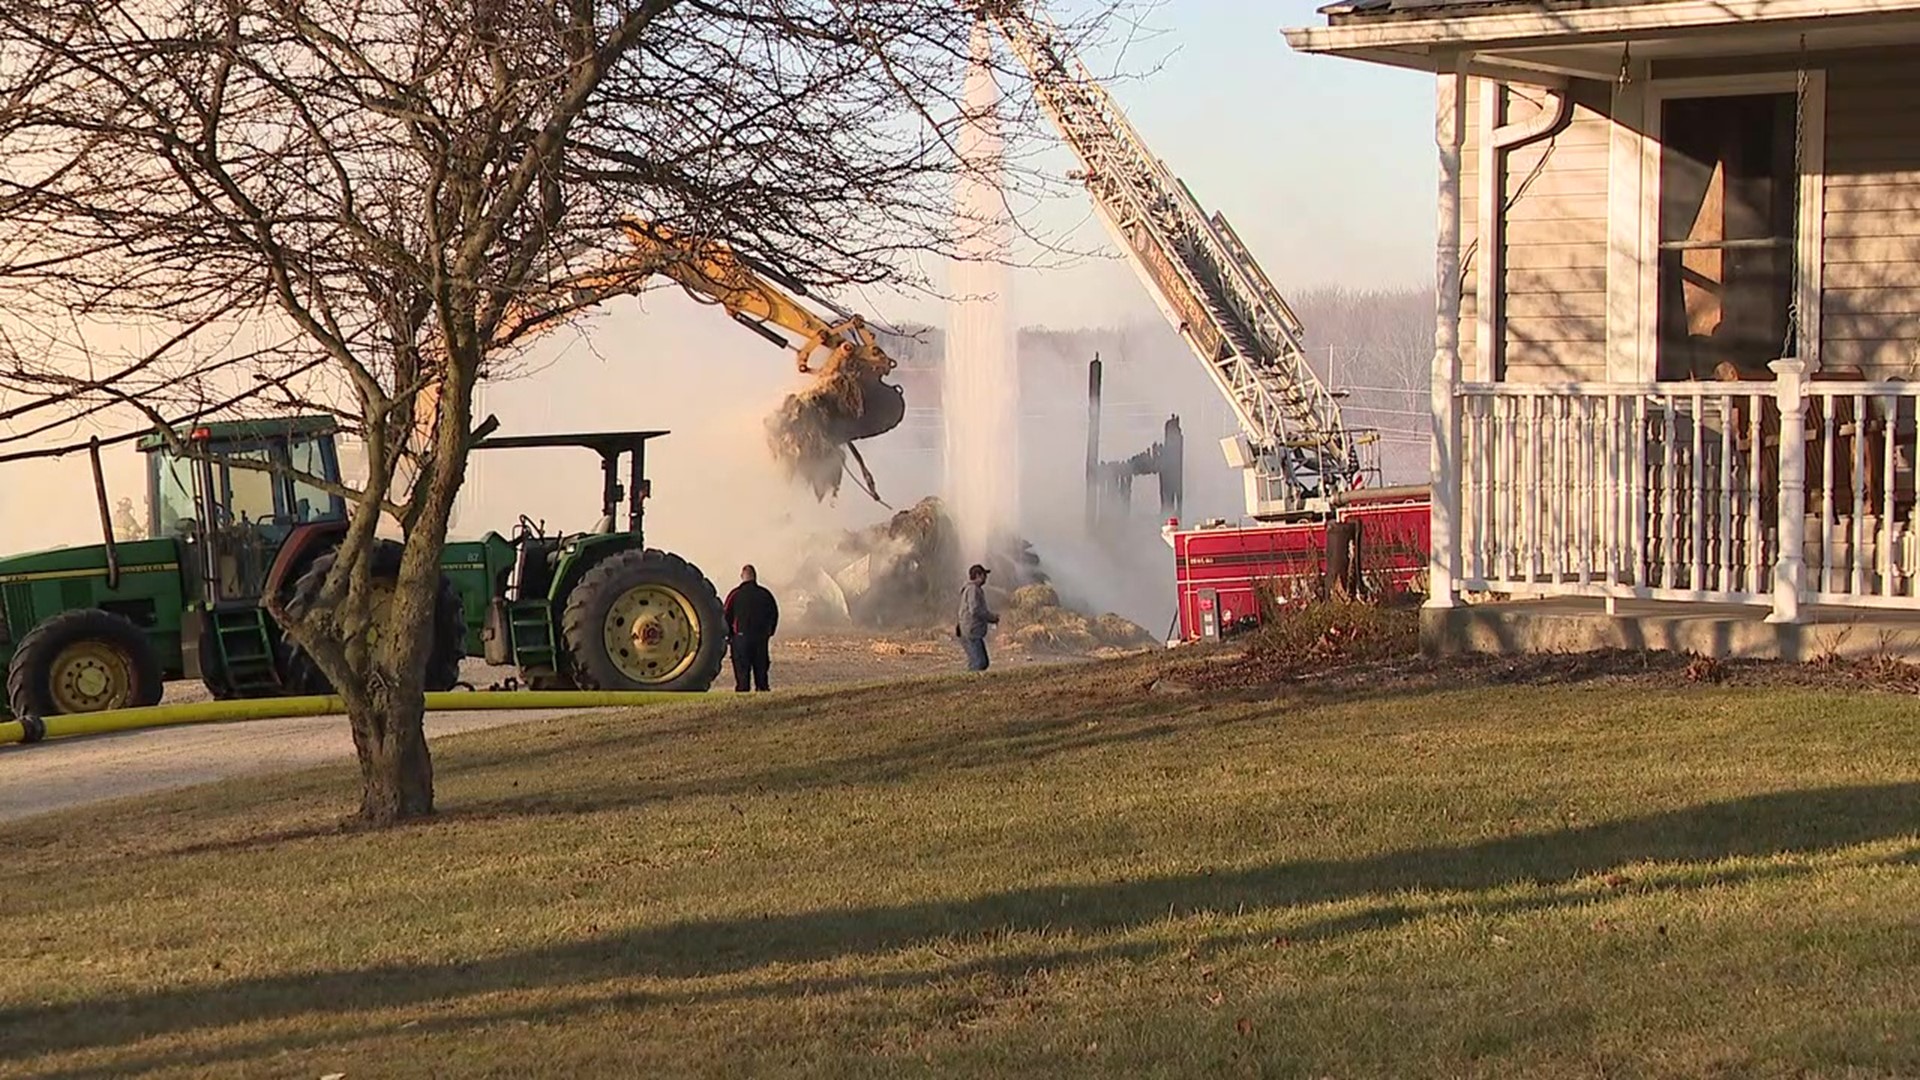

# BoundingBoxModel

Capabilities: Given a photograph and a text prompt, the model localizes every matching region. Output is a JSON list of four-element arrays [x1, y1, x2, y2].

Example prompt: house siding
[[1823, 55, 1920, 377], [1498, 79, 1612, 382]]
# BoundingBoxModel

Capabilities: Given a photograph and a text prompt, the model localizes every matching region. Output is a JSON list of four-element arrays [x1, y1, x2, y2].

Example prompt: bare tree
[[1288, 286, 1434, 483], [0, 0, 1121, 824]]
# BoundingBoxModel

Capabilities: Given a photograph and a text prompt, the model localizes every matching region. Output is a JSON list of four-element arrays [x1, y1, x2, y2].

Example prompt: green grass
[[1, 656, 1916, 1079]]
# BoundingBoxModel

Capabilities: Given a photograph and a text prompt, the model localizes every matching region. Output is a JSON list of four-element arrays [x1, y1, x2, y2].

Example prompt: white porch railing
[[1453, 359, 1920, 618]]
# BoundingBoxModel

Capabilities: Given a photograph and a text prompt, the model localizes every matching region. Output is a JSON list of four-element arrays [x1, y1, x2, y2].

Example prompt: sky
[[859, 0, 1441, 329]]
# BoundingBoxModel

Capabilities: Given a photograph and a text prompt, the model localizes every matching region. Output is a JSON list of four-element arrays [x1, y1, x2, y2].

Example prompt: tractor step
[[507, 600, 557, 670], [210, 605, 281, 692]]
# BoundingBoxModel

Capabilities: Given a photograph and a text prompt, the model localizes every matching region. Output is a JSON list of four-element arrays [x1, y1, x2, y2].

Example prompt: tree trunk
[[349, 686, 434, 824]]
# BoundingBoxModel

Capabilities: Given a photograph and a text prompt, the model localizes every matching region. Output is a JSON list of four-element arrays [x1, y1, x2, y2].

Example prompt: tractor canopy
[[134, 414, 340, 452], [140, 415, 347, 540]]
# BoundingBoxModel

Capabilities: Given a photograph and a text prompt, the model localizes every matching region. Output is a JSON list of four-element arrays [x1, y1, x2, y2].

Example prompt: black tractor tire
[[279, 540, 466, 695], [559, 549, 726, 693], [7, 609, 164, 718]]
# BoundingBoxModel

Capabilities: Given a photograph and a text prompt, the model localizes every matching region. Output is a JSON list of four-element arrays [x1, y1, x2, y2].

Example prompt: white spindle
[[1852, 392, 1868, 596], [1585, 396, 1597, 583], [1466, 400, 1481, 580], [1747, 394, 1763, 594], [1697, 390, 1712, 584], [1728, 393, 1743, 591], [1603, 394, 1615, 585], [1660, 397, 1677, 589], [1551, 396, 1566, 585], [1635, 395, 1649, 588], [1882, 395, 1896, 597], [1524, 396, 1539, 580], [1822, 396, 1836, 594], [1493, 397, 1508, 583]]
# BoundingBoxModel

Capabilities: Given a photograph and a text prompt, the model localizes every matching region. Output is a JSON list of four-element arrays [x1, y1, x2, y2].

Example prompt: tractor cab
[[139, 416, 346, 603]]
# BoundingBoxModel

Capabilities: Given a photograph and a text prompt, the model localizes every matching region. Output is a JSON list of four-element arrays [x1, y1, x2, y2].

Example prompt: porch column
[[1427, 57, 1468, 610], [1767, 358, 1808, 624]]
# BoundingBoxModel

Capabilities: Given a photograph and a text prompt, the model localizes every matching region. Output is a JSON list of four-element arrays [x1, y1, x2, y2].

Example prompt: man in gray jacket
[[956, 563, 1000, 672]]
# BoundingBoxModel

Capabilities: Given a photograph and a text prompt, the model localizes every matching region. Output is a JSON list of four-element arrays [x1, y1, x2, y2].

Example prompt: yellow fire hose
[[0, 690, 684, 748]]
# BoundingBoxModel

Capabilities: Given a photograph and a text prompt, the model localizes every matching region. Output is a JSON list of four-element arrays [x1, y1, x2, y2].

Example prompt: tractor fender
[[545, 534, 649, 611], [261, 521, 350, 609]]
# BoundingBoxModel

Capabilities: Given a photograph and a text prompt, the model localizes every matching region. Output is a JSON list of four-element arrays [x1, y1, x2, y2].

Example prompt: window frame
[[1634, 71, 1827, 379]]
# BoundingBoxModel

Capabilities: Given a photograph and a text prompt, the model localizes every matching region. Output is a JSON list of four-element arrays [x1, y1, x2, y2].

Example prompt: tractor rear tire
[[279, 540, 466, 696], [559, 549, 725, 693], [7, 609, 164, 718]]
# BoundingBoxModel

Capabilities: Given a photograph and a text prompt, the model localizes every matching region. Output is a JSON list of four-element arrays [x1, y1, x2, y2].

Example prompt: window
[[1656, 92, 1798, 380], [220, 448, 279, 524], [150, 452, 200, 535], [285, 436, 343, 522]]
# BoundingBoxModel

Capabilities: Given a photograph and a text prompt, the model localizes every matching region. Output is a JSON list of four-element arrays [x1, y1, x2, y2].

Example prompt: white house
[[1287, 0, 1920, 655]]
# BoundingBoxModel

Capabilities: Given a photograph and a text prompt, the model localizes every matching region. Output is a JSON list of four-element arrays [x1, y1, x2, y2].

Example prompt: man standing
[[956, 563, 1000, 672], [724, 564, 779, 692]]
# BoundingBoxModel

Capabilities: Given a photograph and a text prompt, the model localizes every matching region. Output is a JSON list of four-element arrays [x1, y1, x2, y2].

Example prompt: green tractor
[[0, 416, 727, 718]]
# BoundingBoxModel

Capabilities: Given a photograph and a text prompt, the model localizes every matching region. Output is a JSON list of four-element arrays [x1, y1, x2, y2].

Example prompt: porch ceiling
[[1283, 0, 1920, 85]]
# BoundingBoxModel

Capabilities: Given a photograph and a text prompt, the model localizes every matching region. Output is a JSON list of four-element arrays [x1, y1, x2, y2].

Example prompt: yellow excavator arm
[[420, 220, 909, 502]]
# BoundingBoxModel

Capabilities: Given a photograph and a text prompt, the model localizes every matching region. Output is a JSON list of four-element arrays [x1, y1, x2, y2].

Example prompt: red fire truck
[[1167, 487, 1429, 642]]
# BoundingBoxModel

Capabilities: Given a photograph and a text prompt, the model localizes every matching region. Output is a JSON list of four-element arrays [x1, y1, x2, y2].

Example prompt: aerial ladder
[[415, 219, 907, 504], [973, 3, 1379, 519]]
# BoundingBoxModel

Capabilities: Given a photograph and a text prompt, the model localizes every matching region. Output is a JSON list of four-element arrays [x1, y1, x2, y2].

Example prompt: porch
[[1425, 597, 1920, 662], [1443, 364, 1920, 625], [1419, 365, 1920, 655]]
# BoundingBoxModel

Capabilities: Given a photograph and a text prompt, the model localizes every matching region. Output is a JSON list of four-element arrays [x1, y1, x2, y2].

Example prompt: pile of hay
[[782, 497, 1156, 654], [1004, 583, 1155, 655], [786, 496, 1038, 630]]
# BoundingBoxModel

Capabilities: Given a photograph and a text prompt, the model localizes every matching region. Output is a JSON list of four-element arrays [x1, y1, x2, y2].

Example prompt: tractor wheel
[[279, 540, 466, 695], [559, 549, 725, 692], [7, 609, 164, 718]]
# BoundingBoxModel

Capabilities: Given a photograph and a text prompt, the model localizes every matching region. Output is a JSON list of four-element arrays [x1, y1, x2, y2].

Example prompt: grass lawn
[[1, 650, 1916, 1078]]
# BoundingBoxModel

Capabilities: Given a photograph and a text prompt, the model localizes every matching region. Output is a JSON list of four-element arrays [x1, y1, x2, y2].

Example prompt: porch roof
[[1283, 0, 1920, 84]]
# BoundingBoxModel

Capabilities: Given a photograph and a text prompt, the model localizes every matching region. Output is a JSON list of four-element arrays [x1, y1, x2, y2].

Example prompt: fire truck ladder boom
[[980, 5, 1375, 516]]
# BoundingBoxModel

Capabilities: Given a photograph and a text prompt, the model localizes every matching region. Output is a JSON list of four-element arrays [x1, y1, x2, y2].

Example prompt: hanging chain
[[1784, 36, 1809, 359]]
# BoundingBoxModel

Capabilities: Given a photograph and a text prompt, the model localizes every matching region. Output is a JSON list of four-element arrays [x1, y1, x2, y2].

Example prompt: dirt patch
[[1141, 600, 1920, 700]]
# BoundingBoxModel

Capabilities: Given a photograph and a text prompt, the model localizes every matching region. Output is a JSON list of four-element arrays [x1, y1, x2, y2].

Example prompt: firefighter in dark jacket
[[723, 564, 780, 692]]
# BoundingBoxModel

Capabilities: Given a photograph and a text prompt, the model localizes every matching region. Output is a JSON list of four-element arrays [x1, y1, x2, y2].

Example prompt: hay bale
[[1010, 583, 1060, 610], [1050, 626, 1099, 653], [1008, 619, 1098, 653], [1037, 608, 1091, 635], [1011, 623, 1053, 647], [1092, 613, 1153, 647]]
